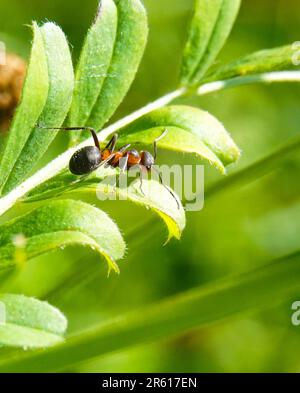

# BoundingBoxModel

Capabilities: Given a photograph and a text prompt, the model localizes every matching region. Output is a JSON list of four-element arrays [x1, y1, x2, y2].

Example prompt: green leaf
[[180, 0, 223, 85], [68, 0, 117, 141], [0, 200, 125, 273], [0, 294, 67, 349], [180, 0, 241, 86], [203, 44, 300, 83], [22, 168, 186, 241], [2, 23, 74, 194], [3, 250, 300, 371], [118, 105, 240, 173], [0, 23, 49, 194], [0, 134, 8, 162], [96, 178, 186, 241], [71, 0, 148, 143]]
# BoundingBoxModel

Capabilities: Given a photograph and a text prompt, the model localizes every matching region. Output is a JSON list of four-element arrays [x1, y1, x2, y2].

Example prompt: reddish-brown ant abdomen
[[127, 149, 141, 167]]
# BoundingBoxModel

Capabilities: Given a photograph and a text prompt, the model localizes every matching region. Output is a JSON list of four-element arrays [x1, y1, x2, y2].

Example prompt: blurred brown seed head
[[0, 54, 26, 132]]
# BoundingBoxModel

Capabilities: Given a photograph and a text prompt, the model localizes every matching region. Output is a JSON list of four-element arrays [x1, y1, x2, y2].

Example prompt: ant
[[39, 125, 180, 209]]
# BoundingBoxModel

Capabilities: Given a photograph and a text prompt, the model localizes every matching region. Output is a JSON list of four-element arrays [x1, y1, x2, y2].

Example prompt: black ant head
[[140, 150, 155, 170], [69, 146, 101, 175]]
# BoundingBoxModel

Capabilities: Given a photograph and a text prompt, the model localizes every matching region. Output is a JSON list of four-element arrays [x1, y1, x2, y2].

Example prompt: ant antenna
[[38, 125, 100, 150], [154, 129, 168, 160]]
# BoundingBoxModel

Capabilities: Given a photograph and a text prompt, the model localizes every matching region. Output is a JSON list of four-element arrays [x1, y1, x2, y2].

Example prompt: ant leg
[[138, 165, 146, 197], [111, 153, 129, 193], [152, 167, 180, 210], [105, 134, 119, 153], [111, 144, 131, 169], [38, 126, 100, 149], [104, 135, 129, 155], [99, 145, 131, 169], [119, 153, 129, 172], [153, 129, 168, 160], [105, 144, 131, 169]]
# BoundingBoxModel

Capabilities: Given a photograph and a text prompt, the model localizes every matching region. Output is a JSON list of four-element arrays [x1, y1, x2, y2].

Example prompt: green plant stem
[[205, 134, 300, 198], [196, 70, 300, 94], [0, 70, 299, 217], [1, 250, 300, 372]]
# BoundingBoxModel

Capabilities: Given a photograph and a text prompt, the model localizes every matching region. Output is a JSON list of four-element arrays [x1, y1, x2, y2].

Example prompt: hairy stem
[[0, 70, 299, 217], [197, 70, 300, 94]]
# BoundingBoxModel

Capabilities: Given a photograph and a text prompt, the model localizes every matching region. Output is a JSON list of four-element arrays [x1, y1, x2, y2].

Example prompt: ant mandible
[[39, 125, 180, 209]]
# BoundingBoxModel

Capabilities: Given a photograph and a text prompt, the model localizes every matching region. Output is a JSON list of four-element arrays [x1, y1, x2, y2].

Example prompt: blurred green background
[[1, 0, 300, 372]]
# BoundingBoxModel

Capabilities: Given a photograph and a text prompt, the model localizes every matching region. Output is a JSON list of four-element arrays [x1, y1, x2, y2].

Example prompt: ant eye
[[69, 146, 101, 175]]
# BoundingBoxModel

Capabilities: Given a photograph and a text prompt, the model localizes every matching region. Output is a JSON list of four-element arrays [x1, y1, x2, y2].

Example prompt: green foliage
[[0, 0, 298, 361], [2, 250, 300, 371], [204, 44, 300, 82], [87, 0, 148, 130], [69, 0, 148, 144], [117, 105, 240, 172], [23, 168, 186, 241], [180, 0, 241, 86], [2, 23, 74, 194], [0, 199, 125, 273], [0, 23, 49, 194], [68, 0, 117, 139], [0, 294, 67, 349], [206, 135, 300, 199]]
